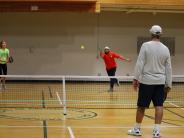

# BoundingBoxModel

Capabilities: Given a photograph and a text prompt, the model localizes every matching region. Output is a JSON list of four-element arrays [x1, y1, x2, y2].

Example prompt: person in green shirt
[[0, 40, 10, 90]]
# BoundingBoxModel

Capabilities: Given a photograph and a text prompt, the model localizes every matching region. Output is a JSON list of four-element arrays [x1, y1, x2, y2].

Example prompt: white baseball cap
[[104, 46, 110, 50], [149, 25, 162, 35]]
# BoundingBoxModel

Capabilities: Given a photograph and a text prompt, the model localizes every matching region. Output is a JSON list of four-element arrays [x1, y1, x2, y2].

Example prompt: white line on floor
[[56, 92, 63, 105], [169, 102, 184, 110], [68, 126, 75, 138]]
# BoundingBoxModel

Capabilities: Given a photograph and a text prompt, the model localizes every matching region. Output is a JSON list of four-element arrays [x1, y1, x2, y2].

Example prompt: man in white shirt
[[128, 25, 172, 138]]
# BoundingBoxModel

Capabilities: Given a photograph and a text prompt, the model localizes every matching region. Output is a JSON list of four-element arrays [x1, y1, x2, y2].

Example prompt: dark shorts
[[106, 67, 116, 76], [137, 83, 165, 108], [0, 64, 7, 75]]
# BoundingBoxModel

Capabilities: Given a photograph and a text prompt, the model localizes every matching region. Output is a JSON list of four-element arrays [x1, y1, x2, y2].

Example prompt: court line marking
[[0, 125, 184, 128], [42, 91, 48, 138], [56, 92, 63, 105], [43, 120, 48, 138], [169, 102, 184, 111], [48, 86, 53, 98], [68, 126, 75, 138]]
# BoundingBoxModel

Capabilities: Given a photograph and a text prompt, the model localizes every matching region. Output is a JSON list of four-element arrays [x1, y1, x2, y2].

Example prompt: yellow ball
[[80, 45, 85, 50]]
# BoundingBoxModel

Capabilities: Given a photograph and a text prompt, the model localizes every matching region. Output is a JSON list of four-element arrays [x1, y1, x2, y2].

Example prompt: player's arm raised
[[119, 56, 131, 62], [114, 52, 131, 62]]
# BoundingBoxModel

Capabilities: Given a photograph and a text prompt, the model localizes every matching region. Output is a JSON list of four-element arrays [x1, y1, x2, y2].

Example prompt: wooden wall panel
[[0, 0, 97, 3], [0, 0, 184, 13], [100, 0, 184, 6], [99, 0, 184, 13], [0, 0, 98, 12]]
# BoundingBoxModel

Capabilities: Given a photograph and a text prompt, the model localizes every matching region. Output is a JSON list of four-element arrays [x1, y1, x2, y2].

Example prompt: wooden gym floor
[[0, 82, 184, 138]]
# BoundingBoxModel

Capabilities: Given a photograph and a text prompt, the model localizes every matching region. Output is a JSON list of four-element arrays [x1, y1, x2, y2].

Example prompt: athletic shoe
[[108, 88, 113, 92], [152, 129, 161, 138], [117, 79, 120, 86], [0, 84, 2, 91], [2, 84, 6, 90], [128, 127, 142, 136]]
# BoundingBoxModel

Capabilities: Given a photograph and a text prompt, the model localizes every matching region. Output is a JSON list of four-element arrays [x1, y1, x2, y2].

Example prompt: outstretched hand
[[126, 58, 131, 62]]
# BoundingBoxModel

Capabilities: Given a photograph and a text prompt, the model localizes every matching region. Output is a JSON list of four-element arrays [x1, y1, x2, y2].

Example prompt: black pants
[[0, 64, 7, 75], [106, 67, 118, 89]]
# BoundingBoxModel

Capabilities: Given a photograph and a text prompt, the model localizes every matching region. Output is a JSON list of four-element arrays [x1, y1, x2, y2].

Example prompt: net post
[[63, 76, 67, 115]]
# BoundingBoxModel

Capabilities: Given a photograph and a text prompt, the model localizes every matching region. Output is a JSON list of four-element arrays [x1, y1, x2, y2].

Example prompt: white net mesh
[[0, 75, 184, 110]]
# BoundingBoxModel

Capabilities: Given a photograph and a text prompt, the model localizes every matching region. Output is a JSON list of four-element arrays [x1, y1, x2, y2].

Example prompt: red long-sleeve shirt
[[100, 51, 125, 70]]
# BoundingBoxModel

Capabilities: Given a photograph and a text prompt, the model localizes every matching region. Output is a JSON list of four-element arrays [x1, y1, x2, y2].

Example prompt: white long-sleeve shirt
[[134, 40, 172, 88]]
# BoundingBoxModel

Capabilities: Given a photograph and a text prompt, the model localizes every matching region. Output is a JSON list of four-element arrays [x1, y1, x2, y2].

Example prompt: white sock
[[154, 124, 160, 131], [134, 123, 141, 129]]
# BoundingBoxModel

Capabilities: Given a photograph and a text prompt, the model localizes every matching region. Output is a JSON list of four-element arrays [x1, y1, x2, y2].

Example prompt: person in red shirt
[[100, 46, 131, 92]]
